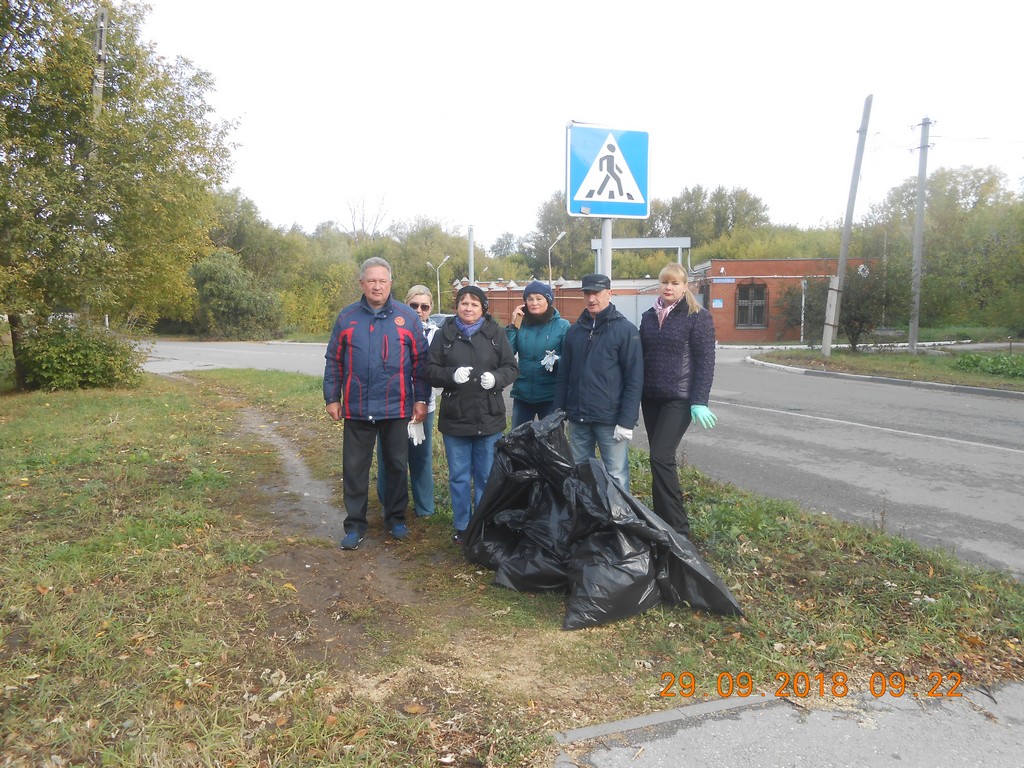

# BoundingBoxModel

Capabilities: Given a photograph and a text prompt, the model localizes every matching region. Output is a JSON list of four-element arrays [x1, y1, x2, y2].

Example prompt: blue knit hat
[[523, 280, 554, 304]]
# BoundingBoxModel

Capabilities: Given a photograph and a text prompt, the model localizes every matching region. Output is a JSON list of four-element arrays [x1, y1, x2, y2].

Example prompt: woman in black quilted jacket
[[638, 263, 717, 538]]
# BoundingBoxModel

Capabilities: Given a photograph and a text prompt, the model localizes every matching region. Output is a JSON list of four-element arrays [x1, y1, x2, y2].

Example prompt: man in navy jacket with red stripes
[[324, 257, 430, 550]]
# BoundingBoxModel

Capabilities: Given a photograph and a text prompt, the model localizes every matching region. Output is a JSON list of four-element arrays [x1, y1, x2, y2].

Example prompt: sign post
[[566, 122, 650, 275]]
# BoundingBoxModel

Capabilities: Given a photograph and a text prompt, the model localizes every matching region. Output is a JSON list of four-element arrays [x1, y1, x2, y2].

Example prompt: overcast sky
[[141, 0, 1024, 249]]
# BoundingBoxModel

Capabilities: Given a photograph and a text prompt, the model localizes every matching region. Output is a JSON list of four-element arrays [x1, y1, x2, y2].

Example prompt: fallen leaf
[[35, 585, 50, 595], [174, 700, 185, 711], [325, 714, 338, 726], [282, 583, 298, 592], [402, 702, 428, 714], [352, 727, 369, 740], [275, 714, 290, 727]]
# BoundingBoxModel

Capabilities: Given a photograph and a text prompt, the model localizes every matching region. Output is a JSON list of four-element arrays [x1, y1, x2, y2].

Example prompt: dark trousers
[[641, 398, 692, 536], [511, 399, 556, 429], [342, 418, 409, 536]]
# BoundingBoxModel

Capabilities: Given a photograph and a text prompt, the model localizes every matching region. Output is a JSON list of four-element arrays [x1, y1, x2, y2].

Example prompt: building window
[[736, 283, 767, 328]]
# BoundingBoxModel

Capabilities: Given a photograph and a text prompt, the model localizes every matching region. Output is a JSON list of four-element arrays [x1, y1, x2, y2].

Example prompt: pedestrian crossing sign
[[566, 122, 650, 219]]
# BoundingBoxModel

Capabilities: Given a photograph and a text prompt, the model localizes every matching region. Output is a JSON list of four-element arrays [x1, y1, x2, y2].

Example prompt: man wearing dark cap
[[553, 273, 643, 491]]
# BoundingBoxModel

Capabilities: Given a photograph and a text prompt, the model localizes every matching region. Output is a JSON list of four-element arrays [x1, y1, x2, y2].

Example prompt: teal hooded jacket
[[505, 308, 569, 405]]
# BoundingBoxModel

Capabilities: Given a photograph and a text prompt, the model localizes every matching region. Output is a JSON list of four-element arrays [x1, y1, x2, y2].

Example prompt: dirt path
[[234, 408, 430, 677]]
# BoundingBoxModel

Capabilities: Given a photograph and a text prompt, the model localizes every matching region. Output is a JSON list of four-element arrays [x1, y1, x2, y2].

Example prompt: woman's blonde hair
[[405, 284, 433, 303], [659, 263, 702, 315]]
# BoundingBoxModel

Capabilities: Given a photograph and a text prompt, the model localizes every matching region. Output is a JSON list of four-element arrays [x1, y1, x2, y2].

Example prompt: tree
[[2, 1, 230, 388], [527, 192, 603, 280], [190, 252, 282, 339], [863, 166, 1023, 330], [489, 232, 519, 259], [776, 261, 909, 351]]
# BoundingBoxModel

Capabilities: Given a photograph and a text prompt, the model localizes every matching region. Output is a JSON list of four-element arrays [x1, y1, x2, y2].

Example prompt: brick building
[[690, 258, 864, 344], [451, 257, 861, 344]]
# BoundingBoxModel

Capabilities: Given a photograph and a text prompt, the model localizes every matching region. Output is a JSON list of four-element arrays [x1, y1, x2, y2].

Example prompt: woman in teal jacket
[[505, 281, 570, 428]]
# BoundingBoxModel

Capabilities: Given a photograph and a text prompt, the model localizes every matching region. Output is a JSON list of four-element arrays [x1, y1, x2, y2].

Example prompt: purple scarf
[[456, 316, 485, 337]]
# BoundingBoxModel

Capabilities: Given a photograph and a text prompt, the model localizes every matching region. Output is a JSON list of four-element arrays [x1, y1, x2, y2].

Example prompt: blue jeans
[[511, 399, 556, 429], [567, 422, 630, 492], [442, 432, 501, 532], [377, 410, 435, 517]]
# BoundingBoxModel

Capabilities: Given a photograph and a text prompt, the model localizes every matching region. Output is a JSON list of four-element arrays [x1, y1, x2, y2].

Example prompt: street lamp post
[[426, 254, 451, 312], [547, 231, 567, 285]]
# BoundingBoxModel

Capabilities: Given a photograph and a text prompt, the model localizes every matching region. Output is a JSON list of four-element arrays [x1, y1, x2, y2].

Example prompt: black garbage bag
[[463, 411, 743, 629], [463, 412, 575, 588], [564, 458, 743, 629]]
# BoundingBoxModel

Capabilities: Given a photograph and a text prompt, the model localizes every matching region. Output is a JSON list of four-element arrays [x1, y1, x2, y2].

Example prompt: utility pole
[[88, 6, 109, 162], [822, 95, 872, 357], [908, 117, 931, 354], [89, 6, 110, 327], [92, 6, 109, 119]]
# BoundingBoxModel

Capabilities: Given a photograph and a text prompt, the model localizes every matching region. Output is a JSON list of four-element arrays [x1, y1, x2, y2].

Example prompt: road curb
[[552, 696, 786, 766], [745, 356, 1024, 400]]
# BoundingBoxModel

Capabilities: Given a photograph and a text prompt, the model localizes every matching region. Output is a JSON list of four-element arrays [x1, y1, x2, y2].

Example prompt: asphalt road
[[144, 340, 1024, 578], [697, 347, 1024, 578]]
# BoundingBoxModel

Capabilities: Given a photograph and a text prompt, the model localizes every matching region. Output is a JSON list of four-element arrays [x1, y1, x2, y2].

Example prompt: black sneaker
[[452, 531, 465, 546]]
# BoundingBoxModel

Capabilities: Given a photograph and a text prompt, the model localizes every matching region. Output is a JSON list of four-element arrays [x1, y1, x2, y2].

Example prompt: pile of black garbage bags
[[463, 411, 743, 630]]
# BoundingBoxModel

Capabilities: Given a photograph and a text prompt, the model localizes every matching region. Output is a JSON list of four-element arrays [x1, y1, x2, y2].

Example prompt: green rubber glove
[[691, 404, 717, 429]]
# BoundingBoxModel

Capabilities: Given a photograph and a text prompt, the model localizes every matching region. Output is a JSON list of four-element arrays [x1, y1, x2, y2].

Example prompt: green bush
[[191, 251, 283, 340], [951, 352, 1024, 379], [19, 319, 146, 391]]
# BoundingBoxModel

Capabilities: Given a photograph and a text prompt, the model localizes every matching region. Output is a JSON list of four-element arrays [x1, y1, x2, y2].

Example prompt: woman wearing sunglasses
[[376, 286, 441, 519]]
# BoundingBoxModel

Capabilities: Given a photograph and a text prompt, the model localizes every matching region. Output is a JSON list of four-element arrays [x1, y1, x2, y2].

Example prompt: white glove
[[613, 425, 633, 442], [453, 366, 473, 384], [479, 372, 495, 390], [541, 350, 559, 372], [407, 420, 425, 446]]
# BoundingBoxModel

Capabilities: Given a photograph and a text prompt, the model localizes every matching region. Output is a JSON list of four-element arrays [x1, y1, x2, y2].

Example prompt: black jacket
[[639, 303, 716, 404], [427, 316, 519, 437], [553, 303, 643, 429]]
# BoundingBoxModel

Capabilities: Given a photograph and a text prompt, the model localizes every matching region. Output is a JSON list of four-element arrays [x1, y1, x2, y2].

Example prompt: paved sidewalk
[[554, 681, 1024, 767]]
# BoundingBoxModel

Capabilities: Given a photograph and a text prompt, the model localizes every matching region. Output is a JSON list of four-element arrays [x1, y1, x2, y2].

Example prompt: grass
[[2, 370, 1023, 766], [752, 345, 1024, 392]]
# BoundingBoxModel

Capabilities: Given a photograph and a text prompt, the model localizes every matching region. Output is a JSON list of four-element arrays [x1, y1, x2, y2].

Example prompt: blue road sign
[[566, 122, 650, 219]]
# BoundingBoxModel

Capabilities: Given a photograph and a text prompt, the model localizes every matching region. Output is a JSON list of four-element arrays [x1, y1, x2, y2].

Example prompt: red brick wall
[[450, 288, 588, 327], [700, 258, 862, 344]]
